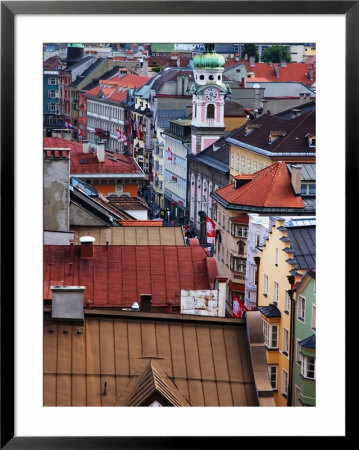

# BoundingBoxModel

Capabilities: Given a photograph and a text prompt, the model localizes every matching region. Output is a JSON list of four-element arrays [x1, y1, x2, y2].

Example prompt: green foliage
[[261, 45, 292, 63], [242, 44, 259, 62], [151, 66, 164, 73]]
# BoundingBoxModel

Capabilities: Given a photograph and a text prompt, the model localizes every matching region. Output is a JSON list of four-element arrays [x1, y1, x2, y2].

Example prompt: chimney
[[291, 109, 302, 118], [309, 66, 313, 80], [97, 140, 105, 162], [290, 164, 302, 195], [249, 56, 255, 67], [275, 64, 280, 78], [216, 277, 228, 318], [82, 139, 90, 154], [235, 53, 240, 62], [79, 236, 95, 257], [140, 294, 152, 312], [51, 286, 85, 321]]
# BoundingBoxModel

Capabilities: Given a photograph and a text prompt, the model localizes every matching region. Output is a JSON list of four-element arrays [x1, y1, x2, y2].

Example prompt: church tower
[[190, 44, 231, 155]]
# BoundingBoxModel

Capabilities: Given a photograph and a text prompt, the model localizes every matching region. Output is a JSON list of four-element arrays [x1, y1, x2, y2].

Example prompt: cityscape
[[43, 42, 316, 407]]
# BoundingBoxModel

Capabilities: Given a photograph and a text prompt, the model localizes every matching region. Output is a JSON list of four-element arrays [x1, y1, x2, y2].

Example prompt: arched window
[[207, 104, 215, 119]]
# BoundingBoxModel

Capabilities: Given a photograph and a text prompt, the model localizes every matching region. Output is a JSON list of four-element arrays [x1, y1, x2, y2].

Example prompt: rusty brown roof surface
[[43, 310, 259, 407], [71, 226, 185, 246], [107, 195, 149, 211], [43, 243, 217, 310]]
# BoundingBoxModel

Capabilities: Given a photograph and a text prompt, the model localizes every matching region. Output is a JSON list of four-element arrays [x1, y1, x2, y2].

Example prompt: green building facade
[[292, 270, 316, 406]]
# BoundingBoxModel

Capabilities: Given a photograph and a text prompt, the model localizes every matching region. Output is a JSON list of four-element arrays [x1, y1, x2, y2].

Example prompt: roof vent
[[51, 286, 85, 321]]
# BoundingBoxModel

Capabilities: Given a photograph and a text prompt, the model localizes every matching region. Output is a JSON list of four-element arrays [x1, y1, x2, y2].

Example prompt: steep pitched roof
[[213, 161, 305, 210], [43, 244, 218, 310], [286, 225, 316, 270], [44, 137, 143, 176], [228, 110, 315, 155]]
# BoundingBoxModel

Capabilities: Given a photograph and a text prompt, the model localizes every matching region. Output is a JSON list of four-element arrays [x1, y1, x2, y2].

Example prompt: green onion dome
[[193, 46, 225, 70]]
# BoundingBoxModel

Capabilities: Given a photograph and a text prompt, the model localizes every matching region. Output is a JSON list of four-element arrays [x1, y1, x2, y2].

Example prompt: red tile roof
[[43, 245, 218, 310], [215, 162, 305, 208], [44, 137, 143, 175], [242, 60, 316, 85]]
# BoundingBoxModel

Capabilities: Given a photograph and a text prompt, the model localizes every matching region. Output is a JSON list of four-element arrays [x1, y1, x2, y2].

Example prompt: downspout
[[287, 275, 296, 406], [254, 256, 260, 308]]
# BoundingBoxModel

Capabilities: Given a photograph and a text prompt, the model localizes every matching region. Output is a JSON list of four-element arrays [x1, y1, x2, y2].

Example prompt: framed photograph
[[1, 1, 352, 447]]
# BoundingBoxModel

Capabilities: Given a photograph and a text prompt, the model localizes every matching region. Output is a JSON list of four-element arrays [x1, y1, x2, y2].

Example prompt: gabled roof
[[224, 100, 247, 117], [43, 244, 218, 310], [107, 194, 149, 211], [44, 137, 143, 177], [228, 110, 315, 155], [212, 161, 305, 210], [117, 360, 191, 406]]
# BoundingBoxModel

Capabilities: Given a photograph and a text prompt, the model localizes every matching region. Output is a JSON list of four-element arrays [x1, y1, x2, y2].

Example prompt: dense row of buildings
[[43, 42, 316, 407]]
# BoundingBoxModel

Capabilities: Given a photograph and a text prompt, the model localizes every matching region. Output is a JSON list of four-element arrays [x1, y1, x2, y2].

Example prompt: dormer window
[[244, 124, 261, 136], [306, 133, 316, 147], [268, 131, 286, 144]]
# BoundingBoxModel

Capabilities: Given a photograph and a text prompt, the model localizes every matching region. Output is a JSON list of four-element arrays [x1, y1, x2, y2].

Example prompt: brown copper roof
[[43, 310, 260, 406]]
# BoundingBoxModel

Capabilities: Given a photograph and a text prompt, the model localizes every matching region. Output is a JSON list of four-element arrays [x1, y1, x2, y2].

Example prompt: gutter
[[226, 138, 315, 158]]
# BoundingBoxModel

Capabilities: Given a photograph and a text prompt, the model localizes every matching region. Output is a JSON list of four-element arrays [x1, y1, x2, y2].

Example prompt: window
[[273, 281, 279, 304], [262, 320, 278, 348], [48, 90, 57, 98], [263, 274, 268, 296], [281, 369, 288, 397], [230, 153, 234, 169], [253, 161, 257, 172], [298, 295, 306, 321], [268, 365, 278, 389], [49, 103, 57, 112], [312, 305, 316, 330], [284, 290, 290, 314], [282, 328, 289, 357], [237, 241, 245, 255], [235, 155, 239, 171], [232, 257, 246, 273], [259, 163, 263, 170], [301, 183, 316, 196], [301, 355, 315, 380], [275, 248, 278, 265], [247, 159, 251, 174], [48, 77, 58, 85], [241, 156, 245, 174], [295, 386, 302, 406], [234, 225, 248, 238], [207, 104, 215, 119], [296, 340, 301, 365]]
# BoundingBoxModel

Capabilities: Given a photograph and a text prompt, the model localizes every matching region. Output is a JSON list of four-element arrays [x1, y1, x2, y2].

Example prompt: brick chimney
[[140, 294, 152, 312], [290, 164, 302, 195], [97, 140, 105, 162], [82, 139, 90, 154]]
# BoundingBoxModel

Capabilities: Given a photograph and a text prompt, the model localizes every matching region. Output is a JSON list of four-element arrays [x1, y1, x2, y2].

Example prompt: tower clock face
[[204, 87, 218, 101]]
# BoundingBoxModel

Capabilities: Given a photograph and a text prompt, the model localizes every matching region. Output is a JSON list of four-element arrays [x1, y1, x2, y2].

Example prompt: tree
[[242, 44, 259, 62], [261, 45, 292, 63]]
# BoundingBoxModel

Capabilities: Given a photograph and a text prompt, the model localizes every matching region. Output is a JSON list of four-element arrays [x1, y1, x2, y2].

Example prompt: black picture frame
[[1, 1, 351, 447]]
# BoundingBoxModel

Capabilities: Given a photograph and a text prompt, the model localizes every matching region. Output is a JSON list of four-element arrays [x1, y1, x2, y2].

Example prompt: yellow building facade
[[229, 142, 271, 179], [257, 218, 296, 406]]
